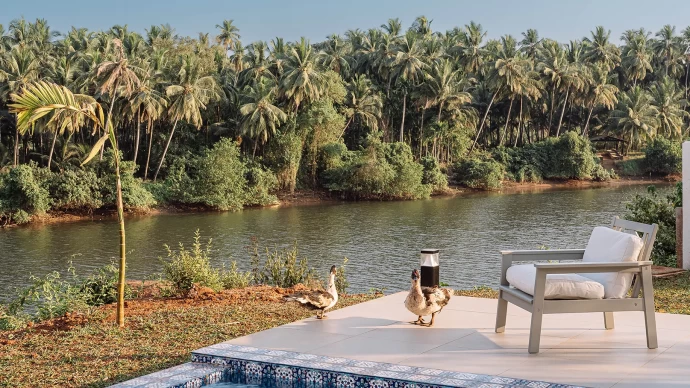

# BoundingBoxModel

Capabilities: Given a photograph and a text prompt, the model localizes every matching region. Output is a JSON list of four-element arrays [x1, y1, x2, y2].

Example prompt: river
[[0, 184, 669, 301]]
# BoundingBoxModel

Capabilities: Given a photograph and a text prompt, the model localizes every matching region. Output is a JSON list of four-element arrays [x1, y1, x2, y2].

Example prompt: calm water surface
[[0, 184, 667, 300]]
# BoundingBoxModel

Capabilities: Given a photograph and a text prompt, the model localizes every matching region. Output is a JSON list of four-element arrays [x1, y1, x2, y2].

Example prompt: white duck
[[404, 269, 452, 327], [283, 265, 338, 319]]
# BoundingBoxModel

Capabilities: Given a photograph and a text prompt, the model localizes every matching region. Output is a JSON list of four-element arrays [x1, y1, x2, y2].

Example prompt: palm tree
[[380, 18, 402, 37], [654, 25, 677, 76], [555, 62, 586, 136], [341, 74, 383, 138], [453, 22, 486, 74], [649, 76, 689, 141], [11, 82, 130, 327], [608, 86, 659, 153], [582, 65, 618, 136], [0, 45, 40, 166], [390, 31, 427, 142], [318, 35, 351, 76], [154, 56, 220, 181], [215, 20, 241, 52], [128, 69, 167, 177], [520, 29, 541, 59], [621, 29, 653, 87], [538, 40, 567, 131], [280, 37, 323, 113], [583, 26, 621, 72], [239, 79, 287, 156]]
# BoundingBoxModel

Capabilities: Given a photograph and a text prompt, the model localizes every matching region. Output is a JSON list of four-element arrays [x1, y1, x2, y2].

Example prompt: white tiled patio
[[226, 293, 690, 388]]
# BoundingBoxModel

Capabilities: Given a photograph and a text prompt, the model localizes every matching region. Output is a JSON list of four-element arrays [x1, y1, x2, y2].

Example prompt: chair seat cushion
[[506, 264, 605, 299], [582, 226, 644, 299]]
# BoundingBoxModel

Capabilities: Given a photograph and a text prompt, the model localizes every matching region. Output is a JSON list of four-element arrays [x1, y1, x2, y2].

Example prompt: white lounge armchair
[[495, 217, 659, 354]]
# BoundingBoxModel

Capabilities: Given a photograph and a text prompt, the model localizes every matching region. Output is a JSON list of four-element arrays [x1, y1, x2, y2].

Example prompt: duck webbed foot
[[425, 312, 437, 327], [410, 316, 426, 325]]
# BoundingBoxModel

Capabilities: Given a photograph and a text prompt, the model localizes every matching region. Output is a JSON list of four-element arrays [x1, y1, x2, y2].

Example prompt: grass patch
[[454, 274, 690, 315], [0, 285, 380, 388]]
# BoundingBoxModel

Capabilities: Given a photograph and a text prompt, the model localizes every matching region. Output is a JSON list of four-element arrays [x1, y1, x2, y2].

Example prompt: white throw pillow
[[581, 226, 644, 299], [506, 264, 605, 299]]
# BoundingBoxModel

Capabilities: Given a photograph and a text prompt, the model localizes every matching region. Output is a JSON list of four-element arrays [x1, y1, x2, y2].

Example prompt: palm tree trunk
[[548, 84, 556, 131], [144, 119, 154, 181], [469, 89, 499, 154], [252, 139, 258, 158], [13, 115, 19, 167], [583, 104, 595, 137], [556, 88, 569, 137], [419, 107, 425, 158], [515, 97, 523, 147], [47, 130, 59, 170], [133, 108, 141, 164], [153, 120, 178, 182], [111, 139, 127, 329], [399, 92, 407, 143], [685, 63, 689, 99], [339, 116, 354, 139], [501, 98, 514, 146]]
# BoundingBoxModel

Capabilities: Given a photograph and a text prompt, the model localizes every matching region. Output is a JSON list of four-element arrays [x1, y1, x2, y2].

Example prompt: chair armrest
[[534, 261, 653, 274], [499, 249, 586, 286]]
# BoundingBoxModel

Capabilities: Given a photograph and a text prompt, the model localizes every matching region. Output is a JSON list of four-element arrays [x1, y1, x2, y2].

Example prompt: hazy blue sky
[[3, 0, 690, 45]]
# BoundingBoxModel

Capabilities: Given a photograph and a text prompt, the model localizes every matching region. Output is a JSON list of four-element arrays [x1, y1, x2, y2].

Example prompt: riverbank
[[0, 285, 382, 388], [14, 176, 678, 228]]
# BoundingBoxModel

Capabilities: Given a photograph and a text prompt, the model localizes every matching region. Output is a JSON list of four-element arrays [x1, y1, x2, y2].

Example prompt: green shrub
[[47, 168, 103, 211], [0, 164, 51, 224], [249, 239, 317, 288], [80, 261, 120, 306], [625, 184, 680, 267], [160, 230, 223, 295], [591, 164, 617, 182], [644, 138, 681, 176], [244, 163, 279, 207], [220, 261, 253, 289], [420, 156, 448, 193], [616, 158, 644, 176], [335, 257, 350, 295], [453, 158, 503, 190], [322, 140, 431, 199], [96, 151, 156, 209]]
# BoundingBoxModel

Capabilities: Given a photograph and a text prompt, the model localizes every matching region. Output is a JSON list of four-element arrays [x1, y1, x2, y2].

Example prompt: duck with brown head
[[283, 265, 339, 319], [404, 269, 452, 327]]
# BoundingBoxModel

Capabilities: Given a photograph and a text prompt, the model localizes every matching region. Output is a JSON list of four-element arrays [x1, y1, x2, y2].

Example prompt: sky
[[2, 0, 690, 45]]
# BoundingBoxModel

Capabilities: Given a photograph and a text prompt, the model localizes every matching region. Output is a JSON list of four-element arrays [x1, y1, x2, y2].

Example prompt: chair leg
[[495, 291, 508, 333], [603, 312, 614, 330], [529, 270, 547, 354], [640, 266, 658, 349]]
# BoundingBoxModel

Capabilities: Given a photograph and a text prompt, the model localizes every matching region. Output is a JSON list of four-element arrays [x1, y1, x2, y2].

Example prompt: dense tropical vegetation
[[1, 17, 690, 224]]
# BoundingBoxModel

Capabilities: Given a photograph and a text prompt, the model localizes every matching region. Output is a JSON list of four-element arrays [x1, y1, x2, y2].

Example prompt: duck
[[404, 269, 452, 327], [283, 265, 338, 319]]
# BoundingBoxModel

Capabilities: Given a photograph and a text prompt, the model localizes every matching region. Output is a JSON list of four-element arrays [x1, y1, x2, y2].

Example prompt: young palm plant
[[9, 81, 129, 327]]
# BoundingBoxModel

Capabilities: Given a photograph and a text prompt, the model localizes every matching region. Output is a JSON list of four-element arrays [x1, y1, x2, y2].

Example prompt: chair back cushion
[[507, 264, 605, 299], [581, 226, 644, 298]]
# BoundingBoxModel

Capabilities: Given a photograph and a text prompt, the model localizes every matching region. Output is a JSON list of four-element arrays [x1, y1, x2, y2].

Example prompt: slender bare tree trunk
[[469, 89, 499, 154], [133, 107, 141, 164], [13, 115, 19, 166], [583, 104, 595, 137], [399, 92, 407, 143], [153, 120, 179, 182], [144, 119, 154, 181], [548, 84, 556, 133], [339, 116, 354, 140], [47, 130, 59, 170], [556, 88, 569, 137], [515, 97, 523, 147], [501, 98, 514, 146], [419, 107, 425, 158]]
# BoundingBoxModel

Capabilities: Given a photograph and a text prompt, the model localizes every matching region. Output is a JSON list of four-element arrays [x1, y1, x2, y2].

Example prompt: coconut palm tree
[[154, 56, 220, 181], [608, 86, 659, 152], [280, 37, 323, 113], [239, 78, 287, 156], [583, 26, 621, 72], [654, 25, 677, 77], [11, 82, 129, 327], [0, 45, 40, 166], [390, 31, 427, 142], [582, 65, 618, 136], [215, 19, 241, 52], [452, 21, 486, 75], [128, 68, 167, 176], [381, 18, 402, 37], [341, 74, 383, 138], [649, 76, 689, 140], [318, 35, 351, 76], [520, 29, 541, 59], [621, 29, 653, 87]]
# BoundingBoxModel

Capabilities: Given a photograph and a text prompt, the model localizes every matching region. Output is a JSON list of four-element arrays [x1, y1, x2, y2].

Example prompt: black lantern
[[420, 249, 440, 288]]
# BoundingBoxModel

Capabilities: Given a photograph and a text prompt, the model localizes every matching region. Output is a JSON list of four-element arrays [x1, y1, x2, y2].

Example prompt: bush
[[47, 168, 103, 211], [335, 257, 349, 295], [0, 164, 51, 224], [420, 156, 448, 193], [80, 262, 120, 306], [616, 158, 644, 176], [96, 150, 156, 209], [591, 164, 617, 182], [244, 163, 279, 207], [249, 239, 317, 288], [220, 262, 252, 289], [453, 157, 503, 190], [160, 230, 223, 295], [644, 138, 681, 176], [625, 184, 680, 267], [322, 140, 431, 199]]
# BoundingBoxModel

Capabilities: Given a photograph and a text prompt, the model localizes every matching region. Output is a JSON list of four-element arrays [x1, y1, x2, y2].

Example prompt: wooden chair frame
[[495, 217, 659, 354]]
